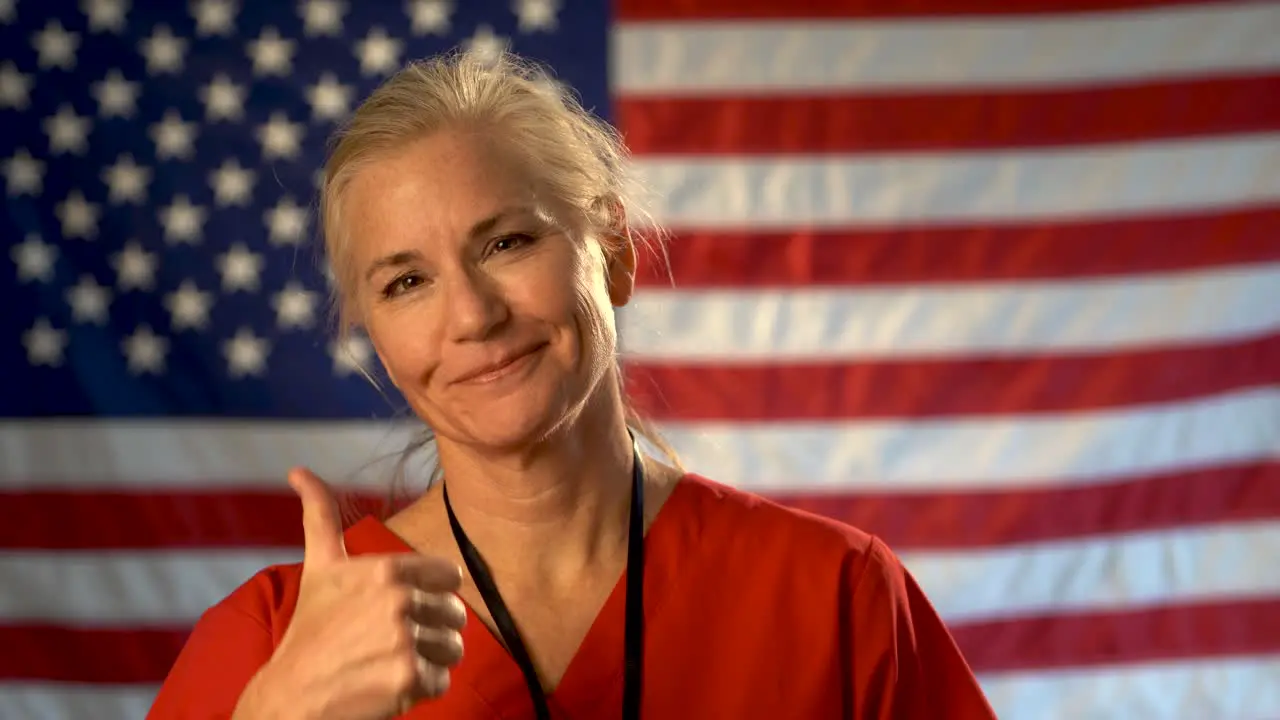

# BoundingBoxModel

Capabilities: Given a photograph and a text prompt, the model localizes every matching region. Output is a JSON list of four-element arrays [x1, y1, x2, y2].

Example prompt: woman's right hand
[[233, 468, 467, 720]]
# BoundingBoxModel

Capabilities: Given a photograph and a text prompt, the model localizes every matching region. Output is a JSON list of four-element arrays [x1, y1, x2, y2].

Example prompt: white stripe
[[0, 684, 158, 720], [904, 521, 1280, 624], [631, 134, 1280, 229], [614, 3, 1280, 94], [978, 656, 1280, 720], [659, 388, 1280, 490], [0, 549, 300, 623], [2, 522, 1275, 625], [1, 388, 1276, 491], [622, 262, 1280, 360], [0, 418, 433, 489]]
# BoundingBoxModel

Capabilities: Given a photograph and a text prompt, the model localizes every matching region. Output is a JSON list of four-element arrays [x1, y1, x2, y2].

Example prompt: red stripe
[[626, 334, 1280, 421], [0, 489, 392, 551], [4, 595, 1275, 682], [0, 625, 188, 683], [774, 461, 1280, 550], [634, 206, 1280, 288], [619, 76, 1280, 154], [0, 489, 309, 550], [3, 462, 1276, 552], [615, 0, 1229, 20], [952, 597, 1280, 673]]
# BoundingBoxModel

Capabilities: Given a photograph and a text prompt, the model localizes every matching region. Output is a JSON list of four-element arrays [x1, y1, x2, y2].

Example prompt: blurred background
[[2, 0, 1279, 718]]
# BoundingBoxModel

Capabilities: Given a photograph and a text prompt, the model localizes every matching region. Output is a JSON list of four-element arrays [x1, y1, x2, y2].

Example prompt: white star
[[3, 149, 44, 196], [82, 0, 130, 33], [331, 334, 374, 376], [102, 154, 151, 205], [121, 324, 168, 374], [66, 274, 112, 324], [513, 0, 558, 32], [272, 281, 319, 329], [150, 109, 197, 160], [247, 26, 294, 76], [406, 0, 452, 35], [223, 327, 270, 378], [33, 20, 80, 70], [256, 112, 304, 161], [139, 24, 186, 74], [199, 73, 246, 122], [10, 235, 58, 283], [0, 0, 14, 23], [191, 0, 236, 37], [159, 195, 206, 244], [165, 279, 214, 331], [265, 196, 308, 245], [217, 243, 263, 292], [354, 27, 403, 76], [299, 0, 345, 36], [56, 190, 101, 239], [23, 318, 69, 367], [111, 240, 158, 291], [91, 69, 140, 118], [209, 158, 255, 206], [0, 62, 32, 109], [306, 72, 352, 122], [465, 24, 508, 65], [43, 105, 92, 155]]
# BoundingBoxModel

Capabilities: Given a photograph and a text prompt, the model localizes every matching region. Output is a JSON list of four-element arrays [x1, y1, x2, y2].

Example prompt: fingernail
[[447, 593, 467, 624], [423, 665, 451, 696]]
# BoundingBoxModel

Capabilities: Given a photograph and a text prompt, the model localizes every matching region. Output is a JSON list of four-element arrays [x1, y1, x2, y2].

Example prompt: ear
[[601, 202, 638, 308]]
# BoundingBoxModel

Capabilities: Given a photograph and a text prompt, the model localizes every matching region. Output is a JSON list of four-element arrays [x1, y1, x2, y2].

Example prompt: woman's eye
[[490, 233, 535, 255], [382, 273, 424, 298]]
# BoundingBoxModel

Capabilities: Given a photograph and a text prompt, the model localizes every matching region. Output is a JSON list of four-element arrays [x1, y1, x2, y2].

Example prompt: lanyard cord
[[443, 444, 646, 720]]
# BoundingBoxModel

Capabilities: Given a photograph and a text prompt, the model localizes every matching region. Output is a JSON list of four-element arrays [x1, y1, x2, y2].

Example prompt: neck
[[433, 387, 637, 587]]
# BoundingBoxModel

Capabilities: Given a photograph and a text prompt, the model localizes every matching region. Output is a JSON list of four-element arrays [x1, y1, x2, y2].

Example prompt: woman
[[147, 49, 997, 720]]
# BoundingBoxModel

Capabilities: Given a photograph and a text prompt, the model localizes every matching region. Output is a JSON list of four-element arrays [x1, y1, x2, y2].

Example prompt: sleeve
[[145, 591, 280, 719], [847, 537, 998, 720]]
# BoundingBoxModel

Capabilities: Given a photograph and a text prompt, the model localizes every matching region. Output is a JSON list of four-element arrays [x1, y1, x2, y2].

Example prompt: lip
[[451, 343, 547, 385]]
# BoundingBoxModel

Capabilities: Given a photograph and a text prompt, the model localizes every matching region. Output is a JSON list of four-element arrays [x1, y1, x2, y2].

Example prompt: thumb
[[288, 466, 347, 568]]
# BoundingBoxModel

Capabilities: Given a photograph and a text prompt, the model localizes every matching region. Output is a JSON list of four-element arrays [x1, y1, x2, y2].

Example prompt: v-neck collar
[[343, 475, 696, 717]]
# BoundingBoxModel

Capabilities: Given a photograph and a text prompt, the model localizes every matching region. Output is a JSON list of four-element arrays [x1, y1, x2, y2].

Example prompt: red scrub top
[[148, 474, 997, 719]]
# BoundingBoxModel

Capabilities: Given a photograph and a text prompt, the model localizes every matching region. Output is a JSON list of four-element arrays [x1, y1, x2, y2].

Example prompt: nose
[[443, 265, 508, 342]]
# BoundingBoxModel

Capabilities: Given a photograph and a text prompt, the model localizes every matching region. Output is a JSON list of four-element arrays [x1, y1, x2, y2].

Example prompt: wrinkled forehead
[[339, 132, 556, 253]]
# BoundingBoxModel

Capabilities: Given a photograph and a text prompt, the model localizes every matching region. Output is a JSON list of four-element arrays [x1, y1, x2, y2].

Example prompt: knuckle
[[384, 585, 412, 616], [371, 557, 399, 586], [389, 618, 414, 653], [389, 654, 422, 694]]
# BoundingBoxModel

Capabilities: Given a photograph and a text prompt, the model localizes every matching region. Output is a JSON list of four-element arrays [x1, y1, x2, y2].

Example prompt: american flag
[[2, 0, 1279, 717]]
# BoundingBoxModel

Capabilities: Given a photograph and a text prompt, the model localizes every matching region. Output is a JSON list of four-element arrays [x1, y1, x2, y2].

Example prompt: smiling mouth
[[453, 344, 547, 385]]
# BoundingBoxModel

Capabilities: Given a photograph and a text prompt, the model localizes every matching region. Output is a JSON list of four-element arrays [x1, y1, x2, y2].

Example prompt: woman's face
[[340, 129, 634, 452]]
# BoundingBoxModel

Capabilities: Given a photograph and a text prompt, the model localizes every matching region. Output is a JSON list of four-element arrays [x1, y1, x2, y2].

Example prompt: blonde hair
[[318, 48, 680, 511]]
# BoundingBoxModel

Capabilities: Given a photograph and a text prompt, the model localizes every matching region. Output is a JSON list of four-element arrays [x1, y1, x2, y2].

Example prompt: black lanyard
[[443, 445, 646, 720]]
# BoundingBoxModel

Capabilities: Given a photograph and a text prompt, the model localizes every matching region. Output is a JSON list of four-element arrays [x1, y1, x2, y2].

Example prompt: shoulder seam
[[850, 534, 893, 597]]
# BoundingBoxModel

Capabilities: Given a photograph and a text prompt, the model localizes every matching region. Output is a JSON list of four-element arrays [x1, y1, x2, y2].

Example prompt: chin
[[442, 384, 582, 453]]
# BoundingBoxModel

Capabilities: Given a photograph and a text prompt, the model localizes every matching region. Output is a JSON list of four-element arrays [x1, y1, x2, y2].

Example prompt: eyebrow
[[362, 205, 538, 282]]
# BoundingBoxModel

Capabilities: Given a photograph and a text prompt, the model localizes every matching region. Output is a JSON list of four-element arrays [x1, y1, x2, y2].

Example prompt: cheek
[[364, 303, 442, 385]]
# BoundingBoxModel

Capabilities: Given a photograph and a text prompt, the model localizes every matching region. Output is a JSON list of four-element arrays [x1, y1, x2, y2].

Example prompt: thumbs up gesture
[[233, 468, 467, 720]]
